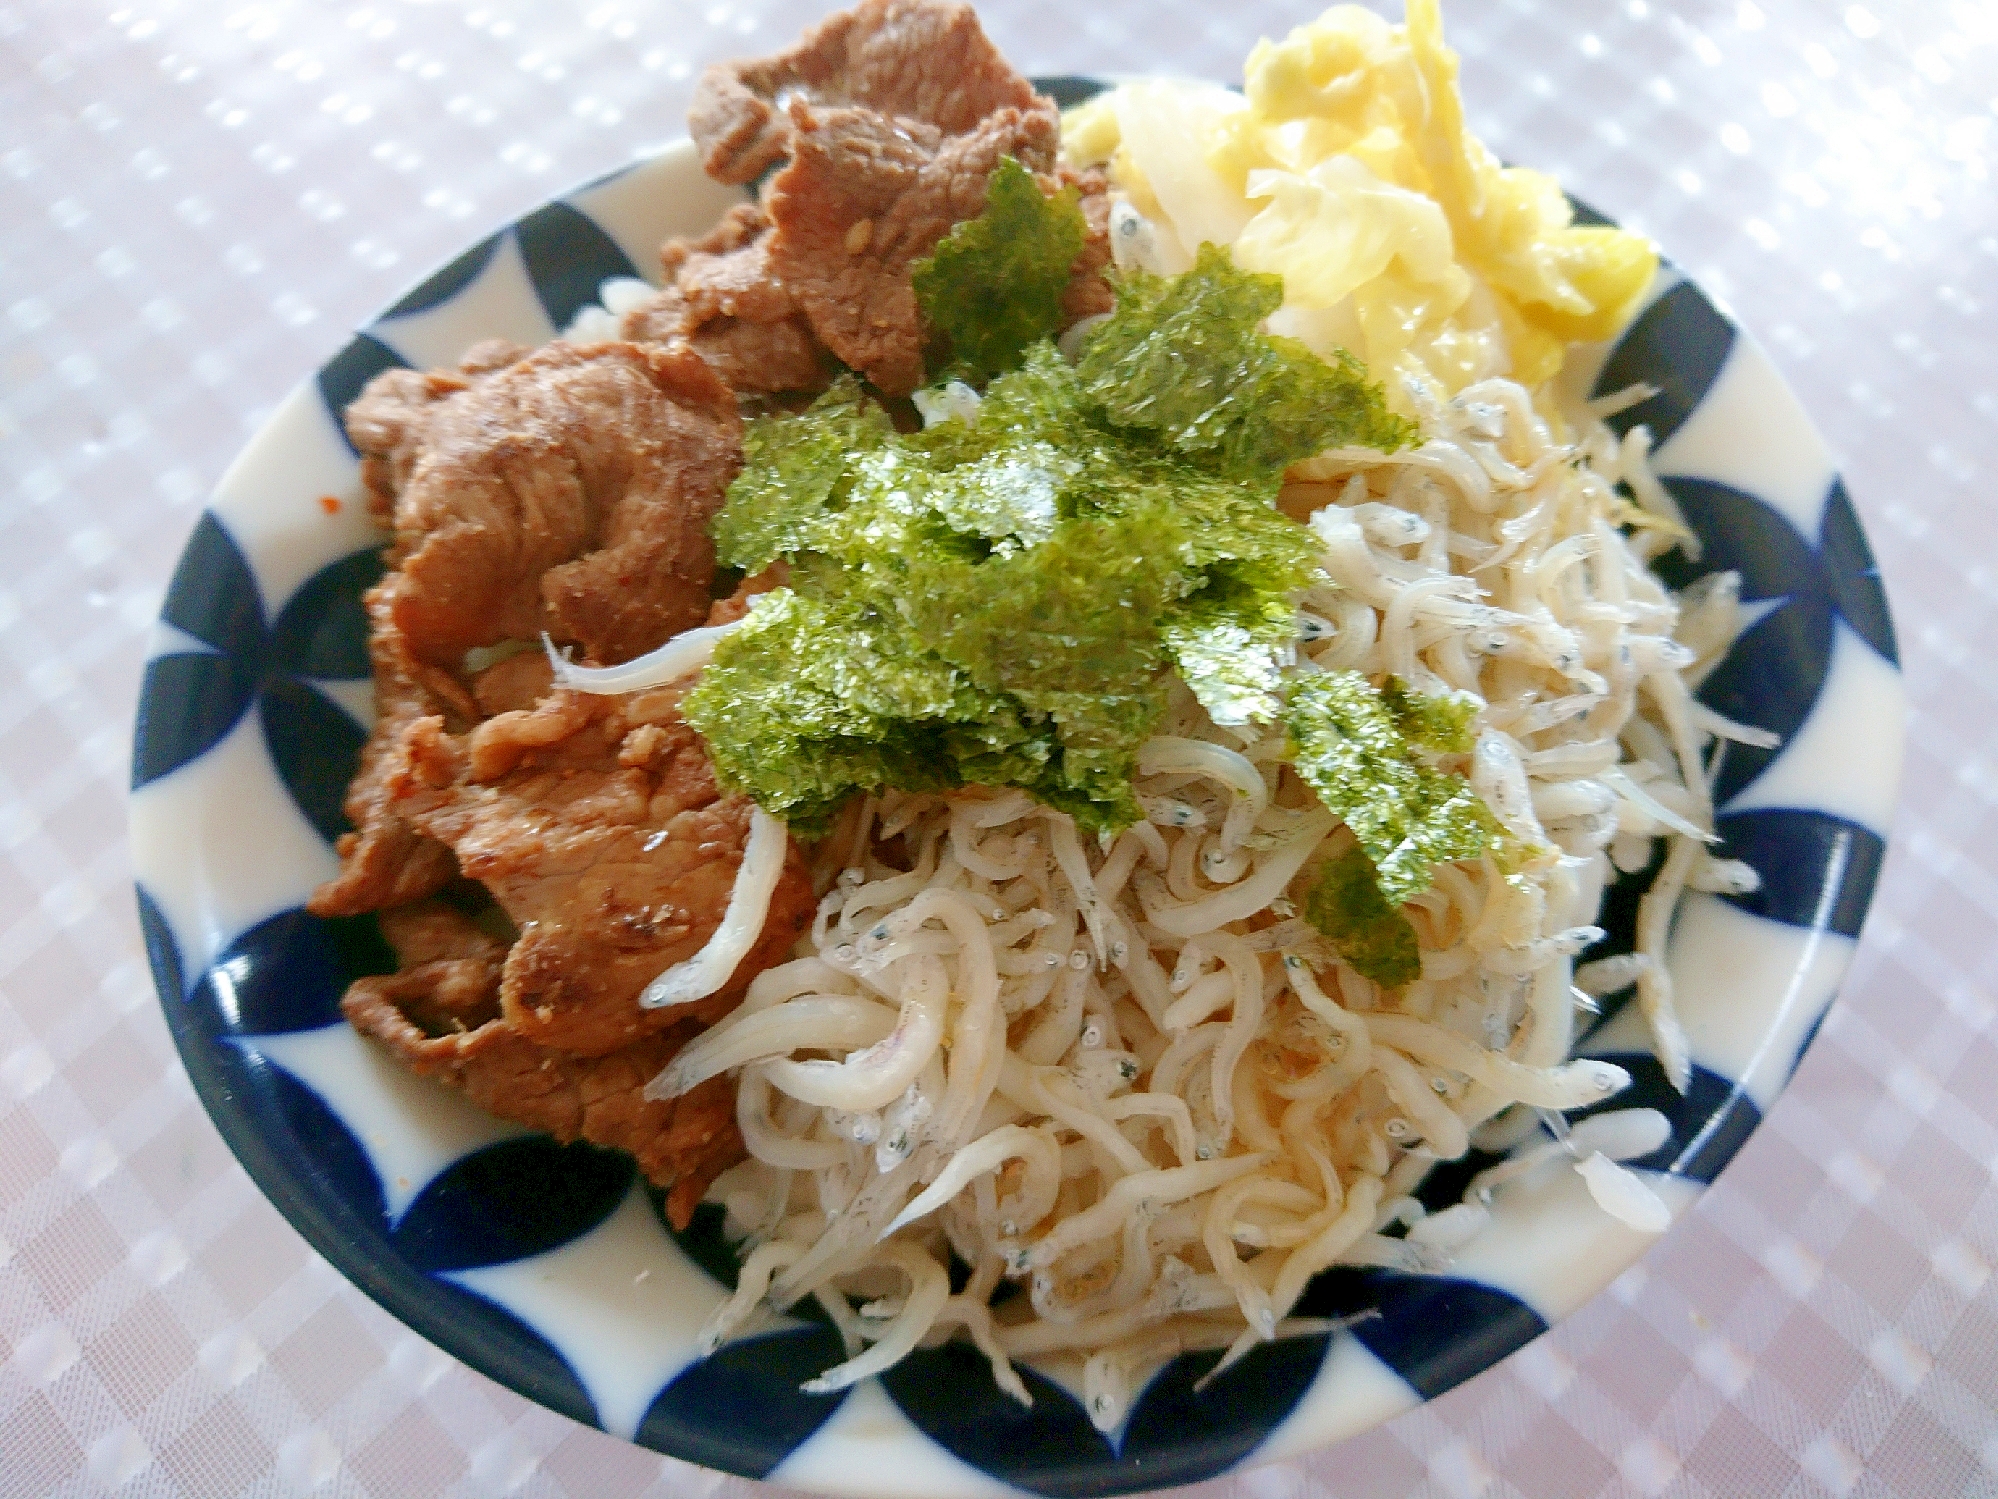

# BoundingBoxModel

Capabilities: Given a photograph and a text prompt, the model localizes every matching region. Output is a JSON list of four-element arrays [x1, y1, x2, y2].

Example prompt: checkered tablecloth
[[4, 0, 1995, 1494]]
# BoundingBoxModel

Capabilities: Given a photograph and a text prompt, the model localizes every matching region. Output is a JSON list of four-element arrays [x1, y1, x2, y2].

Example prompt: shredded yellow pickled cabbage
[[1063, 0, 1658, 401]]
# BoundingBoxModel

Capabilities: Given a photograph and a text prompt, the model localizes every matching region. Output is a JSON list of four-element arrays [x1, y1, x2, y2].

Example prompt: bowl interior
[[131, 109, 1902, 1498]]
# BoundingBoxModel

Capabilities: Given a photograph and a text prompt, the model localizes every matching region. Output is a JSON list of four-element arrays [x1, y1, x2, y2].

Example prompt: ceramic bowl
[[132, 81, 1903, 1497]]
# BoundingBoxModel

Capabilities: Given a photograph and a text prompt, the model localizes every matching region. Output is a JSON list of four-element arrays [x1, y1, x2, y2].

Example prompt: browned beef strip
[[342, 903, 744, 1228], [1060, 165, 1116, 325], [345, 341, 529, 531], [344, 339, 742, 670], [308, 588, 467, 919], [764, 97, 1060, 396], [320, 291, 816, 1225], [689, 0, 1042, 187], [469, 646, 558, 718], [682, 0, 1072, 396], [620, 203, 831, 395], [378, 682, 816, 1058], [382, 898, 509, 968], [351, 899, 512, 1034]]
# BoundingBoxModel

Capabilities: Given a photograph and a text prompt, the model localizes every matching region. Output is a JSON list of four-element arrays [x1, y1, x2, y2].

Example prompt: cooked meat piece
[[669, 197, 767, 261], [346, 340, 530, 528], [655, 1070, 743, 1228], [682, 0, 1072, 395], [1060, 165, 1116, 325], [317, 625, 573, 920], [344, 340, 742, 669], [343, 903, 743, 1228], [380, 897, 509, 968], [469, 647, 557, 718], [765, 97, 1059, 395], [351, 898, 513, 1034], [380, 682, 815, 1057], [689, 0, 1043, 187], [322, 271, 812, 1225], [621, 204, 831, 395], [308, 588, 467, 919]]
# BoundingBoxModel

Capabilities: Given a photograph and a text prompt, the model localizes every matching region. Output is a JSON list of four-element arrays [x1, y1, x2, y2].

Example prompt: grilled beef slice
[[344, 339, 741, 670], [344, 900, 745, 1228], [620, 203, 833, 397], [378, 677, 815, 1057], [688, 0, 1044, 187], [763, 96, 1059, 396]]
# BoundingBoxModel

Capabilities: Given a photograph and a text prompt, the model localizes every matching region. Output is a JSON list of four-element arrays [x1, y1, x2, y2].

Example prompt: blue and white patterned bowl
[[131, 87, 1903, 1497]]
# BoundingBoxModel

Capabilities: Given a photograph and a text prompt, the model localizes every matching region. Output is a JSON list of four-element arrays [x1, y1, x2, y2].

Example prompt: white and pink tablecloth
[[4, 1, 1997, 1494]]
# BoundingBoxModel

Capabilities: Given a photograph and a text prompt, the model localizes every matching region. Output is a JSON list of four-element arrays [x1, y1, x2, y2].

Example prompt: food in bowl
[[309, 0, 1763, 1427]]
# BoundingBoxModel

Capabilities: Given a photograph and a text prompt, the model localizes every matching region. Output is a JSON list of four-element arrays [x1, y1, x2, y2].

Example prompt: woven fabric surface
[[2, 1, 1995, 1496]]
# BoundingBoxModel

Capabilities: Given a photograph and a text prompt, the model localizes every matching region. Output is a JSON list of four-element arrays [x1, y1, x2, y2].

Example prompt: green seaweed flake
[[1077, 244, 1416, 476], [682, 587, 966, 831], [1162, 577, 1304, 727], [711, 377, 894, 575], [694, 233, 1425, 833], [901, 505, 1191, 703], [1303, 844, 1423, 989], [912, 156, 1090, 384], [1283, 669, 1496, 906], [1383, 674, 1480, 755]]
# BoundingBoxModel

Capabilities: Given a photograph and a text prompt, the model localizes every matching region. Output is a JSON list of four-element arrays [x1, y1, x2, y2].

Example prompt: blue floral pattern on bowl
[[130, 92, 1902, 1498]]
